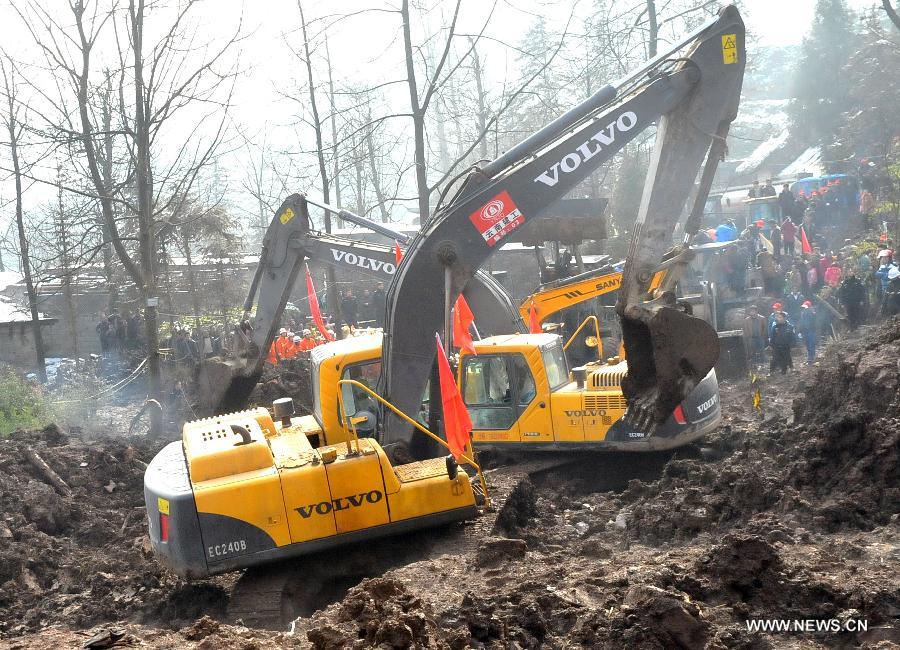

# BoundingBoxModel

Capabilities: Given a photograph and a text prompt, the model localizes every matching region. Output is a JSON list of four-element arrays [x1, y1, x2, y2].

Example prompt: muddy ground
[[1, 319, 898, 649]]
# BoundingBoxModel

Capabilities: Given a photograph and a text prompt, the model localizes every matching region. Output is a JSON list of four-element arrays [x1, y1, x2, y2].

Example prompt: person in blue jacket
[[715, 220, 738, 243], [797, 300, 817, 364]]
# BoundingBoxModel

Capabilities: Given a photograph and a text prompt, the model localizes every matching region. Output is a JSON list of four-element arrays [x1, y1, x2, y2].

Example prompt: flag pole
[[444, 266, 452, 357]]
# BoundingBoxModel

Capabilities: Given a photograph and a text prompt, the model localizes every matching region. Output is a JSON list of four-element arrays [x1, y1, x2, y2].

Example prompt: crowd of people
[[335, 283, 387, 329], [95, 310, 145, 358], [266, 327, 331, 365], [722, 179, 899, 375]]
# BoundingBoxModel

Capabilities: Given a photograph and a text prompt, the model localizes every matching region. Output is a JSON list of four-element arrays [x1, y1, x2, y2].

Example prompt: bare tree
[[296, 1, 342, 330], [1, 56, 47, 381], [884, 0, 900, 31], [18, 0, 239, 432]]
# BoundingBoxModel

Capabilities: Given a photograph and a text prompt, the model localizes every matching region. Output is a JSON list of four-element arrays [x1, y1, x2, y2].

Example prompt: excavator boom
[[381, 6, 745, 451], [199, 195, 522, 414]]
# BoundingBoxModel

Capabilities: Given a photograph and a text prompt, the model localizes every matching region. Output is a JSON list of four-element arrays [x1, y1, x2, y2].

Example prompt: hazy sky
[[0, 0, 888, 263]]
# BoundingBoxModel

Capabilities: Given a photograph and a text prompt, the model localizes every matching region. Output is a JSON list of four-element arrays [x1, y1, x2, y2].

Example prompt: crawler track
[[226, 454, 578, 628]]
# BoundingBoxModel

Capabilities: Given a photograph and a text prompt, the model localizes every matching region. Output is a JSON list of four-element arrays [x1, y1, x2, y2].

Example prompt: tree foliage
[[790, 0, 857, 151]]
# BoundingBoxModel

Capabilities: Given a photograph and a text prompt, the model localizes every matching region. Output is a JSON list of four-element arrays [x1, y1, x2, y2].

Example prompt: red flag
[[394, 241, 404, 265], [529, 302, 541, 334], [305, 265, 334, 341], [435, 333, 473, 460], [800, 226, 812, 254], [452, 295, 476, 356]]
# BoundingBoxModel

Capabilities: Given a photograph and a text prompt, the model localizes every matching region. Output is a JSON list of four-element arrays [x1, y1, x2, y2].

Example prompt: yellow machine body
[[144, 405, 478, 577], [305, 330, 720, 453]]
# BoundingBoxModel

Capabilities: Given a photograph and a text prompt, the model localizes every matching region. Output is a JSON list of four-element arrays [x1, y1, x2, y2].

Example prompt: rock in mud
[[621, 585, 710, 649], [474, 537, 527, 568]]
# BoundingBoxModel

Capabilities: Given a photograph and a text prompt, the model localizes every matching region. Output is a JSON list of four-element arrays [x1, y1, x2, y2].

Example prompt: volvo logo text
[[295, 490, 383, 518], [330, 249, 396, 275], [534, 111, 639, 187], [696, 394, 719, 414]]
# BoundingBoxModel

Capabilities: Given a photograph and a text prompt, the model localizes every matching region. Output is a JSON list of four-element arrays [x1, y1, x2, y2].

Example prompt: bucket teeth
[[620, 305, 719, 429]]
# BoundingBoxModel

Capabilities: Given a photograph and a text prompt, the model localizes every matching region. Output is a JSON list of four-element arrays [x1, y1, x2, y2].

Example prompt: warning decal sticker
[[468, 190, 526, 247], [722, 34, 738, 65]]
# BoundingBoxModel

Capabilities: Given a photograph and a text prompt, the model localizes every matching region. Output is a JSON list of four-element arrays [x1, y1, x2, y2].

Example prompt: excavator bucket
[[196, 356, 261, 415], [620, 300, 719, 431]]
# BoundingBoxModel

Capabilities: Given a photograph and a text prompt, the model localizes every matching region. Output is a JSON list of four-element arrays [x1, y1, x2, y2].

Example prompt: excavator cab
[[459, 334, 720, 450]]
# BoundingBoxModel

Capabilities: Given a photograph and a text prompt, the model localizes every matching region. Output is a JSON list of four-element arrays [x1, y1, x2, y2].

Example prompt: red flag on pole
[[394, 241, 404, 265], [800, 226, 812, 254], [435, 333, 473, 460], [305, 265, 334, 341], [529, 302, 541, 334], [452, 295, 476, 356]]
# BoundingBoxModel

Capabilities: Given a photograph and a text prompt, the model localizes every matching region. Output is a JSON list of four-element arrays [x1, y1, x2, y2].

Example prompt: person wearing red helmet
[[767, 302, 783, 332]]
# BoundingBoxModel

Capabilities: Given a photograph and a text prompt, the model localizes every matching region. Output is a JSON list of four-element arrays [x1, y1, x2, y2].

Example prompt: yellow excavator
[[144, 6, 745, 578]]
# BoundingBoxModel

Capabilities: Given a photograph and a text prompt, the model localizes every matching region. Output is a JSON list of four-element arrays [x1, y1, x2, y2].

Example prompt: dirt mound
[[596, 320, 900, 546], [248, 363, 314, 415], [305, 577, 445, 649], [0, 427, 229, 638]]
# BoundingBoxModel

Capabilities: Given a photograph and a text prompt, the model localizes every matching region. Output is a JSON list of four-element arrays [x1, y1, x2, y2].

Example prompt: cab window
[[541, 342, 569, 390], [508, 354, 536, 406], [339, 360, 381, 422], [462, 356, 515, 430]]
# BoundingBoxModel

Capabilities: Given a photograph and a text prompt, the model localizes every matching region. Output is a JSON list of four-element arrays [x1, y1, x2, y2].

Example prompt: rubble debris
[[474, 537, 527, 568], [2, 320, 899, 648], [23, 449, 72, 497]]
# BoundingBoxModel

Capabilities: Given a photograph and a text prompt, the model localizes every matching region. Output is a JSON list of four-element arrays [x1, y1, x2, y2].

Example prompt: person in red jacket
[[273, 328, 292, 363], [824, 258, 842, 288], [781, 216, 796, 257], [298, 329, 317, 352]]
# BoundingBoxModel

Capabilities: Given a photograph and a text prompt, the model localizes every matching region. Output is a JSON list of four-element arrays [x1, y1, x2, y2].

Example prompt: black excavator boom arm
[[379, 6, 745, 451]]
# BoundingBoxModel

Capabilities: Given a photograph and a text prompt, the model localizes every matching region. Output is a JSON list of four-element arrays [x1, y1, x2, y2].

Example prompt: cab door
[[507, 350, 553, 444], [463, 355, 520, 443]]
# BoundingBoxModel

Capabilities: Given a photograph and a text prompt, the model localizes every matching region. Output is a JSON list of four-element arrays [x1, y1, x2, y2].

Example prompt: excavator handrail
[[563, 315, 603, 360], [336, 379, 490, 508]]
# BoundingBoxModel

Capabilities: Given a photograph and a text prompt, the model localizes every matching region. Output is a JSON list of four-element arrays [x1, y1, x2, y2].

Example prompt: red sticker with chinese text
[[468, 190, 525, 247]]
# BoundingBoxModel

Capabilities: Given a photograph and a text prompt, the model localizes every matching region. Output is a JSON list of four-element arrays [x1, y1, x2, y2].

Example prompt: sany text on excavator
[[144, 6, 745, 578]]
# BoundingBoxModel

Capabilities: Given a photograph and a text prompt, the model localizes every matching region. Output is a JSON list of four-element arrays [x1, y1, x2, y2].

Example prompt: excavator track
[[226, 454, 576, 629]]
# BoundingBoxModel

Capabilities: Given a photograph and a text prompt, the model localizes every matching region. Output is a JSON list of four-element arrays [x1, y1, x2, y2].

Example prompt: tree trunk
[[182, 230, 202, 334], [325, 35, 342, 208], [131, 0, 162, 435], [471, 39, 489, 161], [352, 131, 366, 215], [364, 119, 391, 223], [299, 1, 343, 334], [3, 60, 47, 382], [160, 237, 176, 330], [884, 0, 900, 31], [646, 0, 658, 59], [100, 77, 119, 311], [56, 168, 79, 357], [401, 0, 430, 222]]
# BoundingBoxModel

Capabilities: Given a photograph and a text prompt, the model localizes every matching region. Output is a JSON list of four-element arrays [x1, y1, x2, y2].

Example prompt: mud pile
[[3, 320, 899, 648], [616, 318, 899, 544], [298, 320, 900, 648], [0, 426, 229, 637]]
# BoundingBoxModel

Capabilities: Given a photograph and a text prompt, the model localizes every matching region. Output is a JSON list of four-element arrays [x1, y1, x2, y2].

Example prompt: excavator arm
[[380, 6, 745, 451], [202, 195, 522, 414], [522, 264, 622, 325]]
